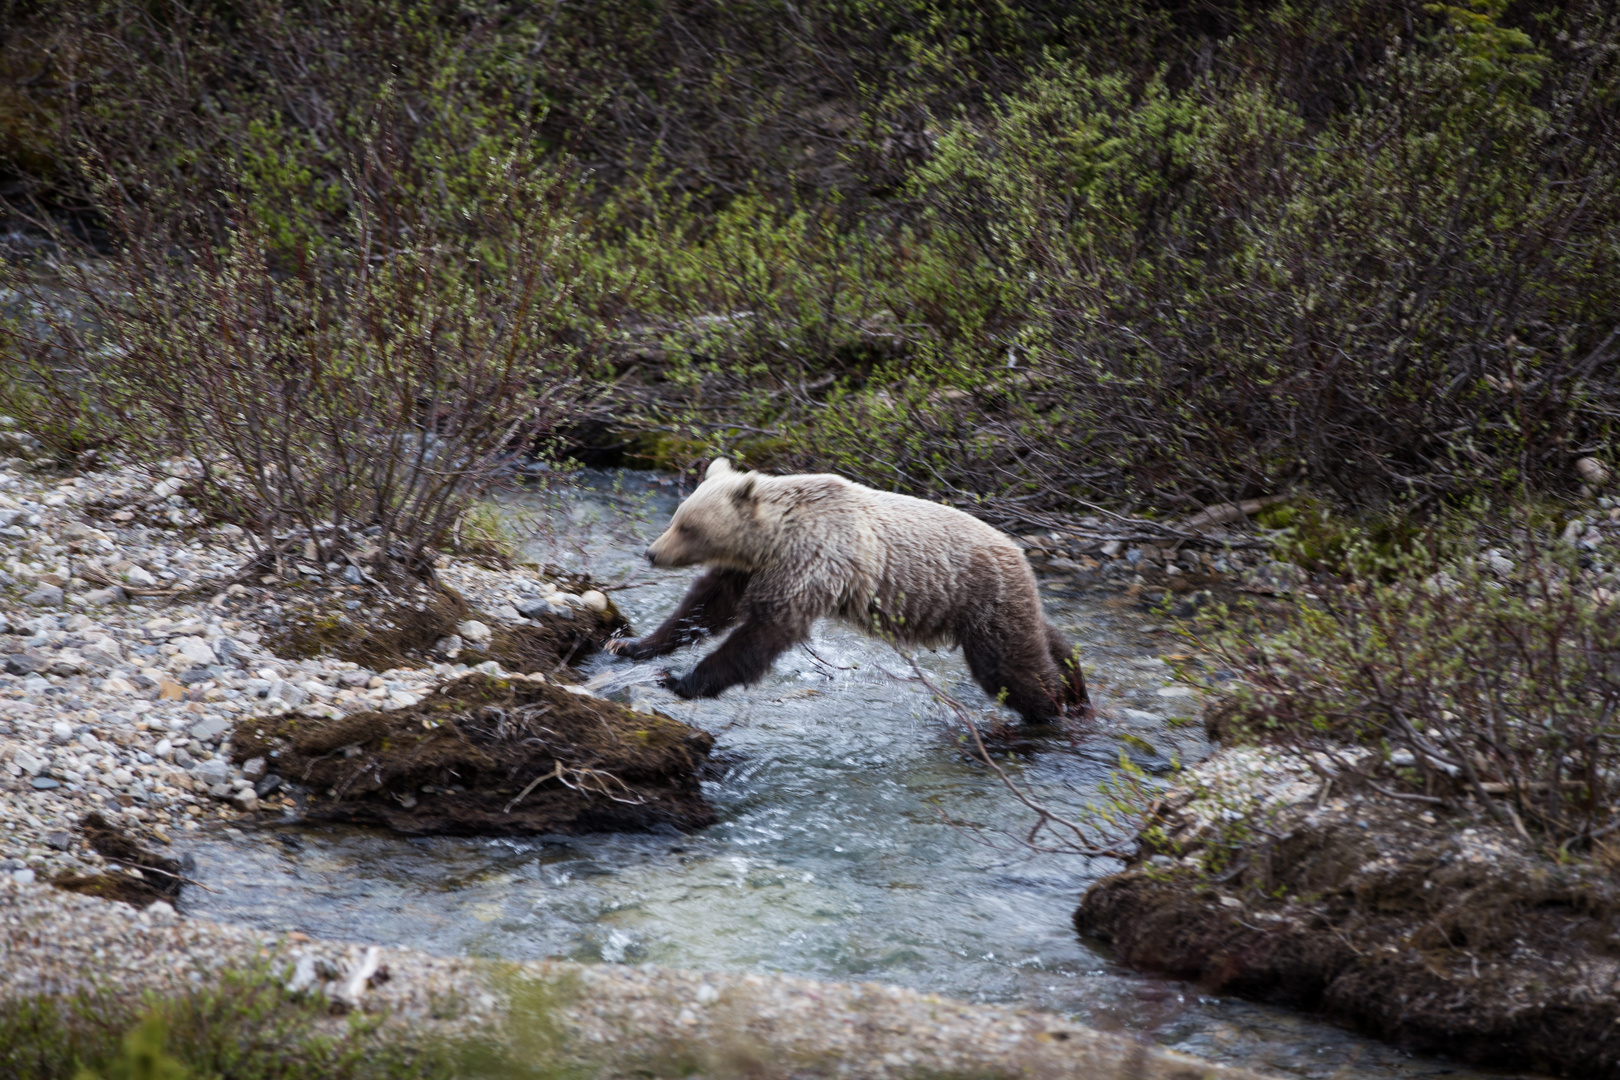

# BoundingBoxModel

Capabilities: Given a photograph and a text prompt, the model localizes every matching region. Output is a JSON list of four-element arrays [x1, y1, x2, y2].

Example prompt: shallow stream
[[180, 472, 1532, 1079]]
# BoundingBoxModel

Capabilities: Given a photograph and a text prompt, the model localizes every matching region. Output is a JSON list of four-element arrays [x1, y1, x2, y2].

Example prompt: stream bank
[[1079, 748, 1620, 1078], [2, 877, 1275, 1080]]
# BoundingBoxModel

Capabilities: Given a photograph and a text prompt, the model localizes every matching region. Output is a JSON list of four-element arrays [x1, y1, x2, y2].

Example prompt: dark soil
[[1077, 794, 1620, 1078], [52, 813, 184, 909], [230, 673, 715, 836], [265, 583, 629, 675]]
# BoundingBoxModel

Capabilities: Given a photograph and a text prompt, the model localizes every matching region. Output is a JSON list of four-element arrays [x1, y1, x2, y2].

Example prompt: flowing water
[[180, 471, 1534, 1079]]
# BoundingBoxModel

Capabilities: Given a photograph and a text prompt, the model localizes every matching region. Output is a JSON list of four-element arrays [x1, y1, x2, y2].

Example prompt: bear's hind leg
[[1046, 623, 1090, 713], [610, 567, 750, 661], [959, 619, 1067, 724]]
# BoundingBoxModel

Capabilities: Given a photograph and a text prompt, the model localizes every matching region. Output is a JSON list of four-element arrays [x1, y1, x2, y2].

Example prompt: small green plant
[[73, 1018, 189, 1080]]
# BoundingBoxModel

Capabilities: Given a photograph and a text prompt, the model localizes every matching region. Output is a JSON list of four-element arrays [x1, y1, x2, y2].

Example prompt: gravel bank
[[0, 456, 642, 881], [2, 877, 1270, 1080]]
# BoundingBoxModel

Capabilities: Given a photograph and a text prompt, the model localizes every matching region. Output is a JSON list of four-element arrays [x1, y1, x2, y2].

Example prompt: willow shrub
[[1203, 539, 1620, 850], [0, 141, 599, 583], [629, 3, 1620, 520]]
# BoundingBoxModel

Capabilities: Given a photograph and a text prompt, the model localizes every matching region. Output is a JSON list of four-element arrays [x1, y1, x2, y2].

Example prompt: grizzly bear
[[608, 459, 1087, 723]]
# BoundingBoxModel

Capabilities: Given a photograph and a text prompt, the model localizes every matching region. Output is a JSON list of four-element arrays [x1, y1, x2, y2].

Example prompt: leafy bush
[[1204, 541, 1620, 849], [721, 2, 1620, 517], [1, 142, 595, 582], [3, 0, 1619, 526]]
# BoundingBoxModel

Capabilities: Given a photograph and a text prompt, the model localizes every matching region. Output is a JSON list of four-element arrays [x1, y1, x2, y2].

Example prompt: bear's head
[[644, 459, 767, 571]]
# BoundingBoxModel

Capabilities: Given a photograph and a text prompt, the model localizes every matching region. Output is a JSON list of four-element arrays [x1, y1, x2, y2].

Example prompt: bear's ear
[[706, 458, 734, 480], [729, 475, 758, 506]]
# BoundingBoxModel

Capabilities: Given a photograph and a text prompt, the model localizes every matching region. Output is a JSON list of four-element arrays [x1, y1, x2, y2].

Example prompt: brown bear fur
[[610, 460, 1087, 723]]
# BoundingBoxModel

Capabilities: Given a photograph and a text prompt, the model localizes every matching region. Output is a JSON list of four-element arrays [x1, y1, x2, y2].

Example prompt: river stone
[[172, 636, 217, 666], [0, 509, 22, 528], [84, 585, 128, 605], [177, 665, 214, 686], [4, 653, 38, 675], [516, 597, 559, 620], [456, 620, 492, 644], [123, 565, 158, 587], [23, 585, 64, 607], [266, 681, 307, 707], [48, 650, 86, 676], [580, 590, 609, 612], [189, 716, 231, 743], [254, 774, 283, 798], [81, 638, 123, 666], [192, 758, 230, 786], [30, 777, 61, 790], [241, 756, 267, 779]]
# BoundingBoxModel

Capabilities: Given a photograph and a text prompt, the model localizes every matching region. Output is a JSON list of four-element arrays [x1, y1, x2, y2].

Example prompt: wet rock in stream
[[230, 672, 716, 836]]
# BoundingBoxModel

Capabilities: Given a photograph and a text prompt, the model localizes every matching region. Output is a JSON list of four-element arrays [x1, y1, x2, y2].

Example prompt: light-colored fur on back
[[646, 459, 1034, 648]]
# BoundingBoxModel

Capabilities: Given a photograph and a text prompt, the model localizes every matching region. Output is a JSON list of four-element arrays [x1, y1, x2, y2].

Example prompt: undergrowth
[[1, 0, 1615, 532], [1199, 519, 1620, 852], [1, 967, 456, 1080]]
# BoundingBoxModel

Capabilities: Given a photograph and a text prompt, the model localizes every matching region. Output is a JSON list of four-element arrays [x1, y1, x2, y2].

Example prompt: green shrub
[[2, 137, 597, 582], [4, 0, 1619, 528], [1203, 538, 1620, 849], [1, 969, 443, 1080]]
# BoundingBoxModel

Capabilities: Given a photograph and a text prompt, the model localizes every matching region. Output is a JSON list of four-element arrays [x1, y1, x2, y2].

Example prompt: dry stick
[[1364, 779, 1444, 805], [504, 761, 566, 813]]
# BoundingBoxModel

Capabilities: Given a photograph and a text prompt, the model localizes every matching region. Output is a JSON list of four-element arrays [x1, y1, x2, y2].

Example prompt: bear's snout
[[644, 547, 658, 567]]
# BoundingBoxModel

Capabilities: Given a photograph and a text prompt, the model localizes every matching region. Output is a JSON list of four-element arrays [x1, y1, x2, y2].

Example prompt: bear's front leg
[[608, 567, 751, 661], [664, 605, 812, 699]]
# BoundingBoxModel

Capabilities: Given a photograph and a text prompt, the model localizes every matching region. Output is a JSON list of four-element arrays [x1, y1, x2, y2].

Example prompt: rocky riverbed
[[2, 446, 1595, 1079], [0, 455, 688, 880], [0, 451, 1285, 1079]]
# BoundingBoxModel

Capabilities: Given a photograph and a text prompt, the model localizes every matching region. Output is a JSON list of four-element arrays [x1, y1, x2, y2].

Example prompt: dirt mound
[[53, 813, 184, 909], [266, 584, 629, 675], [231, 673, 715, 836], [1077, 796, 1620, 1078]]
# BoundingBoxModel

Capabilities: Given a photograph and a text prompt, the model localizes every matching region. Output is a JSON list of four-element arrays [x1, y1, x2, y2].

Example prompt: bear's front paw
[[607, 636, 657, 661], [661, 670, 696, 698]]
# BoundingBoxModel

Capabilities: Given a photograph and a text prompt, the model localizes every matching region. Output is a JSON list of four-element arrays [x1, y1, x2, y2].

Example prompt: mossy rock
[[232, 674, 715, 836], [265, 583, 629, 675]]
